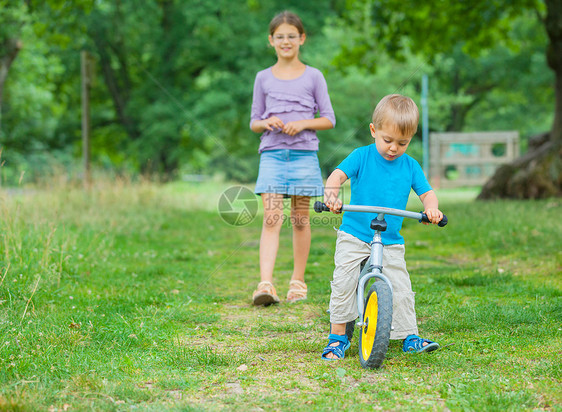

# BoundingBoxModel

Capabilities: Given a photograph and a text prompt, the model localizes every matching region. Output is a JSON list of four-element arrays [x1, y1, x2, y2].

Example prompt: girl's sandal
[[321, 334, 351, 360], [252, 281, 280, 306], [287, 280, 307, 303]]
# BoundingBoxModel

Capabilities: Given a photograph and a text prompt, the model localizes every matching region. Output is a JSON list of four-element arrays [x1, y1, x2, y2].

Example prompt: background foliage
[[0, 0, 554, 183]]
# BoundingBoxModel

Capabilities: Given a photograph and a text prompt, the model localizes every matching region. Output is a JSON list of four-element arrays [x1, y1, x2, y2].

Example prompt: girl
[[250, 11, 336, 306]]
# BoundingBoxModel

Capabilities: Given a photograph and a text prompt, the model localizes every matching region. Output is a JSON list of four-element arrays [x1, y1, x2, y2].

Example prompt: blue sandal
[[403, 334, 439, 353], [321, 334, 351, 360]]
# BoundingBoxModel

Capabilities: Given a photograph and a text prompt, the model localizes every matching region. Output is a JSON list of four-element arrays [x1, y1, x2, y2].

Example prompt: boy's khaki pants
[[329, 230, 419, 340]]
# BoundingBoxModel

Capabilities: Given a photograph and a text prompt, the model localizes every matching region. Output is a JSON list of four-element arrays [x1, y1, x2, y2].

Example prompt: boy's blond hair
[[372, 94, 419, 137]]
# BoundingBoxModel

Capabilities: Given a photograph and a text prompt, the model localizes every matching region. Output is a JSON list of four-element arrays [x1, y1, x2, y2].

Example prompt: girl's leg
[[290, 195, 311, 282], [259, 193, 285, 283]]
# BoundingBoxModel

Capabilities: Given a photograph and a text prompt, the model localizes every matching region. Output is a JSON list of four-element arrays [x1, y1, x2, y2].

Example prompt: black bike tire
[[345, 320, 355, 342], [358, 280, 393, 369]]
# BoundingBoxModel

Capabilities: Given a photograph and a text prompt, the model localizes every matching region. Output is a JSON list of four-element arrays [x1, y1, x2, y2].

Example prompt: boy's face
[[370, 123, 412, 161]]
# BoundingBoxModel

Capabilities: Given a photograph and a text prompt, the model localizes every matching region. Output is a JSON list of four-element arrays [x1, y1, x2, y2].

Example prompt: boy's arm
[[324, 169, 348, 213], [419, 190, 443, 224]]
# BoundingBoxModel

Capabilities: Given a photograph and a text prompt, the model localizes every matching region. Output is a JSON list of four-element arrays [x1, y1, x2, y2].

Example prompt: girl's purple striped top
[[250, 66, 336, 153]]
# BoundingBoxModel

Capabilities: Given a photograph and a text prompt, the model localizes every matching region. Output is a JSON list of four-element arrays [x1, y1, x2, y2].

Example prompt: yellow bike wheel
[[360, 290, 378, 360], [358, 281, 393, 369]]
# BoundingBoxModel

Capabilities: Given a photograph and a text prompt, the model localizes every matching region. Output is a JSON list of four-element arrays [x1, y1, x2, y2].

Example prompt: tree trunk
[[545, 0, 562, 146], [478, 0, 562, 199], [0, 39, 22, 132], [88, 4, 140, 142], [477, 133, 562, 199], [90, 30, 141, 142]]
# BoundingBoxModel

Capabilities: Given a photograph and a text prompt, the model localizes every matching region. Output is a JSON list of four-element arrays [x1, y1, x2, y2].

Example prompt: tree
[[478, 0, 561, 198], [2, 0, 557, 186], [0, 1, 94, 183], [0, 2, 25, 132], [79, 0, 343, 176], [340, 0, 561, 198]]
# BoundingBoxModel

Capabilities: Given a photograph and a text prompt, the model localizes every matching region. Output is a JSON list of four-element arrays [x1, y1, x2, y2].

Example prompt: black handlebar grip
[[420, 213, 448, 227], [314, 201, 330, 213]]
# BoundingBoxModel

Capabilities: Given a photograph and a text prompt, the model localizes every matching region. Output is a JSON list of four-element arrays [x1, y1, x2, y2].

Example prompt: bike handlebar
[[419, 212, 448, 227], [313, 201, 448, 227], [314, 202, 331, 213]]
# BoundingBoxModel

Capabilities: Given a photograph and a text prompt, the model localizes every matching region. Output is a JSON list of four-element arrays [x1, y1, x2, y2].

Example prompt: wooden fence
[[429, 131, 519, 188]]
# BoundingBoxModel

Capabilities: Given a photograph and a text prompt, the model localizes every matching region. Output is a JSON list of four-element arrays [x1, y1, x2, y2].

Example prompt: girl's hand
[[262, 116, 284, 131], [282, 120, 306, 136], [423, 208, 444, 225]]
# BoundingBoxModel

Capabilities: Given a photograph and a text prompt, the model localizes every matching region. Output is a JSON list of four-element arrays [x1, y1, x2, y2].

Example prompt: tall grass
[[0, 179, 560, 410]]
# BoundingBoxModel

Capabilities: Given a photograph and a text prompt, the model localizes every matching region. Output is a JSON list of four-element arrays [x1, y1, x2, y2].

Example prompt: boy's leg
[[323, 322, 348, 360], [324, 231, 370, 359], [382, 245, 419, 340], [329, 231, 371, 323], [290, 195, 310, 283]]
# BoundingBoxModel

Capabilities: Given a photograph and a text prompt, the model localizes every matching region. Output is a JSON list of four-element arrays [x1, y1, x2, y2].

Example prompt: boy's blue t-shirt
[[336, 144, 432, 245]]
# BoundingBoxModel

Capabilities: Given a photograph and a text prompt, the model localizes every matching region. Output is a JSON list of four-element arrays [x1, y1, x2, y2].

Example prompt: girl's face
[[268, 23, 305, 60]]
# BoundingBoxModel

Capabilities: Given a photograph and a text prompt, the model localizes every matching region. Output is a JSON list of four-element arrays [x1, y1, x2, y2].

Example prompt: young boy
[[322, 94, 443, 360]]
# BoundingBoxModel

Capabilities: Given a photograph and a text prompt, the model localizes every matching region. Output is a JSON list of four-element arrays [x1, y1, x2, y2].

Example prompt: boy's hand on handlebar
[[324, 198, 343, 214], [423, 208, 444, 225]]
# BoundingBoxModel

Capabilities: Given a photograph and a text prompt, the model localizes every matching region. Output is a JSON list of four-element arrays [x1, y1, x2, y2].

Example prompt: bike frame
[[342, 205, 427, 327]]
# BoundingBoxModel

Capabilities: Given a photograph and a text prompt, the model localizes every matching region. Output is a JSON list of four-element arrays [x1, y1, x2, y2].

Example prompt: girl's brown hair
[[269, 11, 305, 35]]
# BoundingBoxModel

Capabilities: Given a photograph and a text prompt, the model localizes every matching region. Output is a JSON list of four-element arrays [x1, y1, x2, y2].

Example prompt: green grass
[[0, 180, 560, 411]]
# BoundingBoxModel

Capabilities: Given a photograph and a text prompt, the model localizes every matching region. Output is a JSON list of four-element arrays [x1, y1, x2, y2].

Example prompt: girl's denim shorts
[[255, 149, 324, 197]]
